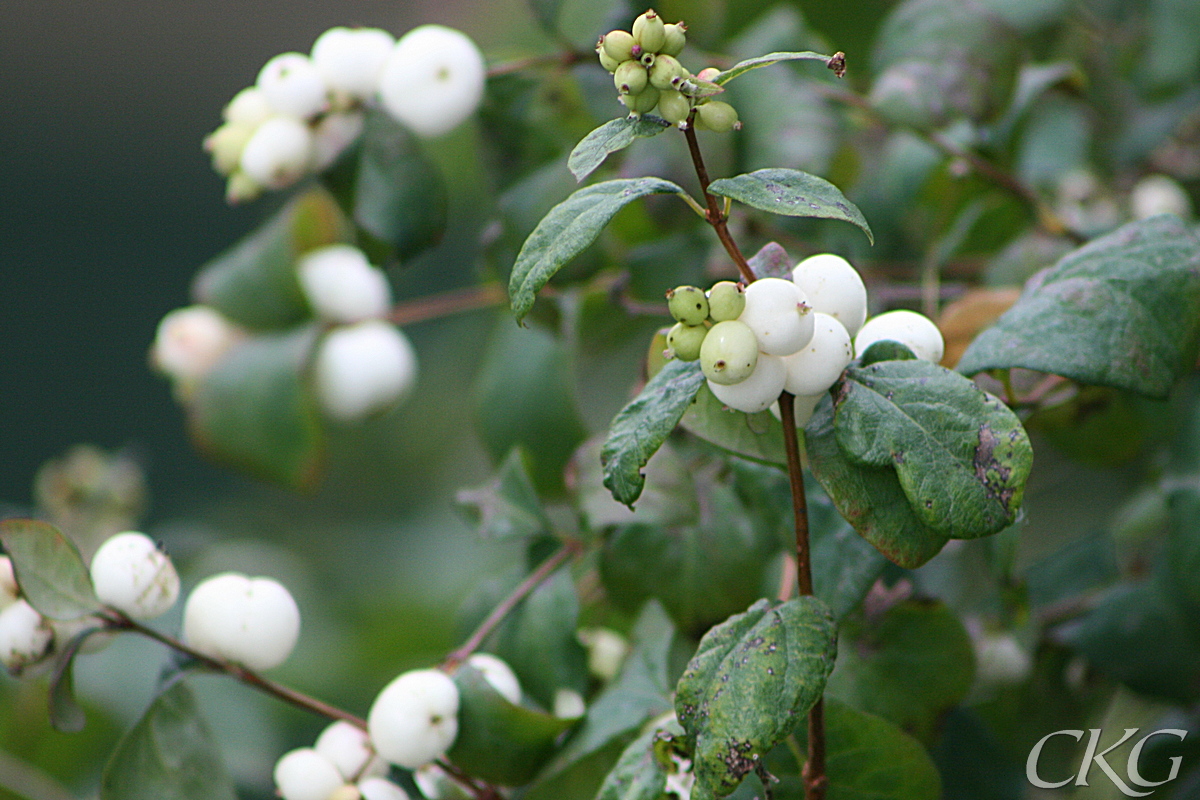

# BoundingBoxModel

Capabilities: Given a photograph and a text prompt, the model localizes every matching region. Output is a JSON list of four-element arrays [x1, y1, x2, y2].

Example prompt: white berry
[[314, 320, 418, 422], [257, 53, 329, 120], [239, 116, 315, 190], [89, 531, 180, 620], [707, 353, 787, 413], [579, 627, 629, 682], [223, 87, 275, 127], [781, 313, 853, 396], [378, 25, 486, 138], [315, 720, 388, 781], [368, 668, 460, 769], [151, 305, 242, 384], [738, 278, 814, 356], [297, 244, 393, 323], [466, 652, 521, 704], [769, 393, 824, 428], [974, 633, 1032, 685], [312, 27, 396, 101], [854, 309, 945, 364], [553, 688, 586, 719], [358, 777, 411, 800], [792, 253, 868, 337], [313, 111, 366, 172], [273, 747, 345, 800], [0, 599, 52, 673], [1131, 174, 1192, 220], [0, 556, 18, 612], [182, 572, 301, 670]]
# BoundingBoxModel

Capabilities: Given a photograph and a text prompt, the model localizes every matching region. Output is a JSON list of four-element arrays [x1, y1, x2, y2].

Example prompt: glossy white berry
[[466, 652, 521, 704], [311, 27, 396, 100], [358, 777, 411, 800], [0, 599, 52, 673], [413, 764, 465, 800], [0, 556, 18, 612], [368, 668, 460, 769], [257, 53, 329, 120], [273, 747, 345, 800], [182, 572, 301, 670], [315, 720, 388, 781], [553, 688, 586, 719], [579, 627, 629, 682], [89, 531, 180, 620], [781, 313, 852, 396], [1131, 174, 1192, 220], [974, 633, 1032, 685], [223, 87, 275, 127], [769, 393, 824, 428], [707, 353, 787, 413], [314, 320, 418, 422], [313, 111, 366, 172], [791, 253, 868, 337], [739, 278, 814, 356], [151, 305, 242, 384], [378, 25, 486, 138], [854, 309, 944, 364], [239, 116, 315, 190], [298, 245, 392, 323], [700, 320, 759, 385]]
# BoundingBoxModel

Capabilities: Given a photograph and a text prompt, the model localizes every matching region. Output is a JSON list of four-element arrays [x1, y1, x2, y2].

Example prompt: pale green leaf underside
[[568, 115, 672, 182], [0, 519, 100, 620], [707, 169, 874, 243]]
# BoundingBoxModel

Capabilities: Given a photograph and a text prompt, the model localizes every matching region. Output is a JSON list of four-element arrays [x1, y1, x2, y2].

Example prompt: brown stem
[[777, 391, 824, 799], [443, 541, 581, 668], [436, 758, 503, 800], [682, 121, 756, 283], [486, 50, 585, 78], [389, 283, 507, 327], [102, 610, 366, 729]]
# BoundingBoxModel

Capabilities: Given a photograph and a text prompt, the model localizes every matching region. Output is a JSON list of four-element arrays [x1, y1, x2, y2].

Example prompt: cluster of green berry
[[596, 9, 739, 130]]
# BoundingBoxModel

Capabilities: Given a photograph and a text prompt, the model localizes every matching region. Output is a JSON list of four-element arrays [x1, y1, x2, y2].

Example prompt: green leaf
[[325, 109, 447, 260], [48, 625, 101, 732], [187, 325, 324, 490], [574, 436, 700, 531], [958, 216, 1200, 399], [595, 727, 670, 800], [508, 177, 685, 323], [0, 519, 100, 620], [456, 448, 550, 540], [675, 597, 837, 798], [826, 600, 975, 742], [448, 665, 576, 786], [100, 680, 238, 800], [833, 359, 1032, 539], [806, 397, 951, 568], [680, 384, 788, 467], [1166, 485, 1200, 611], [568, 116, 672, 182], [714, 51, 838, 85], [808, 487, 890, 620], [706, 169, 873, 244], [192, 189, 352, 330], [786, 698, 942, 800], [601, 360, 706, 508]]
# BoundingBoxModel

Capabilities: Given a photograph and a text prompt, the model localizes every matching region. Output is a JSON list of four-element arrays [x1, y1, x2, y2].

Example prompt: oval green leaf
[[568, 116, 672, 183], [706, 169, 873, 243], [0, 519, 100, 620], [456, 447, 550, 541], [680, 383, 789, 467], [508, 177, 685, 323]]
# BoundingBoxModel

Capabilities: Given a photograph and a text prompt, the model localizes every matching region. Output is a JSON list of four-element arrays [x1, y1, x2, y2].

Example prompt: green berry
[[666, 322, 707, 361], [666, 285, 709, 326], [619, 85, 660, 115], [657, 89, 691, 126], [661, 22, 687, 57], [596, 41, 621, 73], [700, 320, 759, 385], [648, 54, 684, 90], [638, 50, 656, 68], [632, 10, 666, 53], [602, 30, 636, 62], [707, 281, 745, 322], [614, 60, 648, 95], [697, 101, 739, 132]]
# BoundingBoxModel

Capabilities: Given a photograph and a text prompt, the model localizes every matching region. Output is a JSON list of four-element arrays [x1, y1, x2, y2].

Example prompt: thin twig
[[486, 50, 586, 78], [102, 610, 366, 729], [682, 120, 756, 283], [443, 541, 581, 668], [389, 283, 507, 327]]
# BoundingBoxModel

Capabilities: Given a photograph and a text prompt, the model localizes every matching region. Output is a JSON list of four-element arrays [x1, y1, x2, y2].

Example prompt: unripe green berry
[[661, 22, 687, 56], [602, 30, 636, 62], [614, 60, 648, 95], [619, 85, 660, 115], [696, 67, 721, 82], [697, 100, 740, 132], [666, 322, 707, 361], [657, 89, 691, 126], [648, 54, 684, 90], [638, 50, 656, 68], [596, 41, 621, 73], [666, 285, 709, 325], [632, 10, 666, 53], [707, 281, 746, 322], [701, 320, 759, 385]]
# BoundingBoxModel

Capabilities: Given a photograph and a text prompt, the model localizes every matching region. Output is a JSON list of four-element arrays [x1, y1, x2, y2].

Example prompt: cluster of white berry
[[152, 243, 417, 422], [596, 9, 738, 130], [205, 24, 486, 203], [664, 253, 944, 423]]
